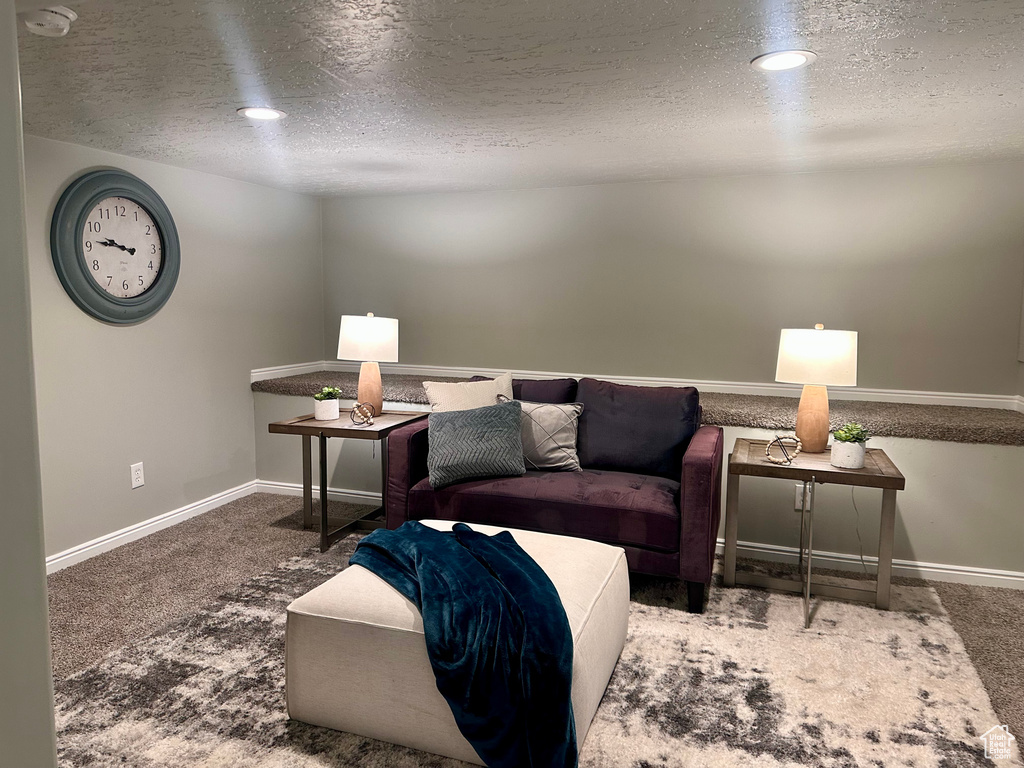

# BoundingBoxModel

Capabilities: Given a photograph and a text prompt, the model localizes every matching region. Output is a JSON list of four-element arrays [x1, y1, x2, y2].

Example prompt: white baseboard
[[721, 538, 1024, 590], [45, 481, 259, 574], [258, 359, 1024, 412], [44, 478, 1022, 591], [254, 480, 382, 506]]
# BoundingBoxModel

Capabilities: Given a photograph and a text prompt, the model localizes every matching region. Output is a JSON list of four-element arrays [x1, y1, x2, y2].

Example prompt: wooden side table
[[269, 411, 427, 552], [723, 437, 906, 627]]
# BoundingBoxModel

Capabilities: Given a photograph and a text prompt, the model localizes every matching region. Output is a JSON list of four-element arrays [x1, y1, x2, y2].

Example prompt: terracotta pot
[[830, 440, 866, 469]]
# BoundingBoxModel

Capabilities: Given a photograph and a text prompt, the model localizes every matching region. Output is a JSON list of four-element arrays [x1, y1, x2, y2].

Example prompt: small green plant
[[832, 422, 870, 444], [313, 386, 343, 401]]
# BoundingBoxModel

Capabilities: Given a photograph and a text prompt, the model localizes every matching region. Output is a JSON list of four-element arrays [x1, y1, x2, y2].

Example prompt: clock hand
[[97, 238, 137, 255]]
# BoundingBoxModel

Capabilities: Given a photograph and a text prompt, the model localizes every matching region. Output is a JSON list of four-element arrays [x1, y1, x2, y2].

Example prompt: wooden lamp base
[[357, 361, 384, 416], [795, 384, 830, 453]]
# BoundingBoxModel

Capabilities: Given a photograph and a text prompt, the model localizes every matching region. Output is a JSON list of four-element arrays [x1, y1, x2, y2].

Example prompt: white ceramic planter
[[314, 398, 340, 421], [830, 440, 866, 469]]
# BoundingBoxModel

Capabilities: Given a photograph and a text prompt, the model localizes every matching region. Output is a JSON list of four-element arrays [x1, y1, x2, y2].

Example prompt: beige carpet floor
[[48, 492, 1023, 742]]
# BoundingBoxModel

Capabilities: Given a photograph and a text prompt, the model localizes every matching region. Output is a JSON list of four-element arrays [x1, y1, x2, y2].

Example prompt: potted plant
[[831, 422, 870, 469], [313, 386, 342, 421]]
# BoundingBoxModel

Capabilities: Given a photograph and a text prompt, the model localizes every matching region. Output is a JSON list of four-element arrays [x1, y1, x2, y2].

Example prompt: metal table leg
[[801, 477, 816, 629], [319, 431, 329, 552], [723, 461, 739, 587], [302, 434, 312, 529], [317, 434, 389, 553]]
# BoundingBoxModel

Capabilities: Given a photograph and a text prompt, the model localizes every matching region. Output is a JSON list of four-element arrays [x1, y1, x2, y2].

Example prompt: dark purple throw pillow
[[576, 378, 700, 480], [469, 376, 578, 404]]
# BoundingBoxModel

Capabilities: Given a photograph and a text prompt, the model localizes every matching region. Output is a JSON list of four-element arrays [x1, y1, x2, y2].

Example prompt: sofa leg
[[685, 580, 707, 614]]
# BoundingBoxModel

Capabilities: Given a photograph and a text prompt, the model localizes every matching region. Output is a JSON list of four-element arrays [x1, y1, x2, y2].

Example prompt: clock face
[[82, 196, 163, 299]]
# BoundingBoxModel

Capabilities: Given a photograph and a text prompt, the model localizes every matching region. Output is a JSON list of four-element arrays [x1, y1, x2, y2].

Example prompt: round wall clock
[[50, 169, 180, 324]]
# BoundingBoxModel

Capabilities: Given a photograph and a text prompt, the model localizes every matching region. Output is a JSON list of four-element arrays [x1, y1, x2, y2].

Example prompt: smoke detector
[[21, 6, 78, 37]]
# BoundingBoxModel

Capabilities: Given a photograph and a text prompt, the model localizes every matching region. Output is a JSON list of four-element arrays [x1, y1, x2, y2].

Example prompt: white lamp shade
[[776, 328, 858, 386], [337, 314, 399, 363]]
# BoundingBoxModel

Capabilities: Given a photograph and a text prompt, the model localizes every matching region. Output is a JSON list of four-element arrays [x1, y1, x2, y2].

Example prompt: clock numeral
[[87, 221, 101, 233], [151, 244, 157, 254], [138, 276, 144, 286], [91, 260, 99, 271], [85, 240, 92, 252], [134, 211, 138, 221], [106, 276, 112, 286], [97, 208, 110, 220], [145, 225, 152, 235], [115, 205, 126, 217], [122, 280, 130, 291], [148, 261, 154, 270]]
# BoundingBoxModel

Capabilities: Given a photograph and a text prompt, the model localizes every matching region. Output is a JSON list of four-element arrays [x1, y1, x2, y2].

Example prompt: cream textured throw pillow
[[423, 372, 514, 412], [519, 401, 584, 471]]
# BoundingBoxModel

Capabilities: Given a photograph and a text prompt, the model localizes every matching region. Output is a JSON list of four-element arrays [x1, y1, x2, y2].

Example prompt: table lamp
[[775, 324, 858, 453], [337, 313, 399, 416]]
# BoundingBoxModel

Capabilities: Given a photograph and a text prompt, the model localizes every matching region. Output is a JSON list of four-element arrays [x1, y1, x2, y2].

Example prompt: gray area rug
[[54, 538, 1021, 767]]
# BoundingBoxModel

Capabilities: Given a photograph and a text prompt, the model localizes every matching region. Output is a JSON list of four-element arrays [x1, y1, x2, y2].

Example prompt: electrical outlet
[[131, 462, 144, 489], [794, 483, 808, 511]]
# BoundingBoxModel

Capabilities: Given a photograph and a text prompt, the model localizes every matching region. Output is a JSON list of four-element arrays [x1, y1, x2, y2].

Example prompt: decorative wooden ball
[[350, 402, 377, 426], [765, 435, 802, 465]]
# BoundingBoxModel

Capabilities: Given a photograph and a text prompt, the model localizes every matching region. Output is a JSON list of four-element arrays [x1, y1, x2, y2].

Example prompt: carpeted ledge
[[252, 371, 1024, 446]]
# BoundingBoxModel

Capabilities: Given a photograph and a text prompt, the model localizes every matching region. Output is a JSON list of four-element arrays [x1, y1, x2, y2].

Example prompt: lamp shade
[[337, 314, 399, 363], [775, 327, 858, 386]]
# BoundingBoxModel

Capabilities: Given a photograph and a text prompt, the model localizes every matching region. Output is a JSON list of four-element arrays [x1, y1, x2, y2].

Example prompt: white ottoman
[[286, 520, 630, 765]]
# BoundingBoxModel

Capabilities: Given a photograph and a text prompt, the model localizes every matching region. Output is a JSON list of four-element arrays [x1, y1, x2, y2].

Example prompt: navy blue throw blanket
[[350, 521, 577, 768]]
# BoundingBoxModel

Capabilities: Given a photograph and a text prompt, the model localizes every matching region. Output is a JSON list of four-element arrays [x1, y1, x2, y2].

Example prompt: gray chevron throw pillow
[[427, 401, 526, 489]]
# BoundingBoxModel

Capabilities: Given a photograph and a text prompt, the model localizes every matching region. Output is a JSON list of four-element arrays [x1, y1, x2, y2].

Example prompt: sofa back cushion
[[576, 378, 700, 480], [469, 376, 578, 404]]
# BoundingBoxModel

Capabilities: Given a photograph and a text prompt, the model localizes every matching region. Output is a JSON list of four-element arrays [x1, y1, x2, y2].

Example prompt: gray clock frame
[[50, 169, 180, 324]]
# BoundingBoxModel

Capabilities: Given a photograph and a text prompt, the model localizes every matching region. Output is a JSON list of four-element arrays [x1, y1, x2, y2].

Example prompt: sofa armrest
[[678, 424, 724, 584], [386, 419, 431, 530]]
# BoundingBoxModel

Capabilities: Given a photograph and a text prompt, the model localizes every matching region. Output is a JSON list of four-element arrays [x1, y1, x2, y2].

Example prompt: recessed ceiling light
[[750, 50, 817, 72], [237, 107, 286, 120]]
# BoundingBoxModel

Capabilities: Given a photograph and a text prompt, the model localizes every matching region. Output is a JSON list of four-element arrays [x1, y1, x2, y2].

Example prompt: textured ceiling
[[16, 0, 1024, 196]]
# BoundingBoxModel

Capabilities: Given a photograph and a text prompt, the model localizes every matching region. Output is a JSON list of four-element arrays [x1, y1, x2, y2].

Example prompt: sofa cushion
[[427, 401, 525, 489], [470, 376, 578, 404], [576, 378, 699, 481], [407, 469, 680, 553]]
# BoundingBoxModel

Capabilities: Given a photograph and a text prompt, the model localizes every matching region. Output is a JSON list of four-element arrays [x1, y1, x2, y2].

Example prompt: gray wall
[[0, 4, 57, 765], [322, 162, 1024, 395], [24, 137, 323, 557]]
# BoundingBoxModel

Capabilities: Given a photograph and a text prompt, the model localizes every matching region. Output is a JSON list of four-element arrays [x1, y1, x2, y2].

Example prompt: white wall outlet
[[795, 483, 809, 511], [131, 462, 144, 489]]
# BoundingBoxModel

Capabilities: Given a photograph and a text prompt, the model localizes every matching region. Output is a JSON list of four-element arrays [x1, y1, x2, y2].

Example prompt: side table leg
[[723, 463, 739, 587], [302, 435, 312, 529], [319, 432, 329, 553], [803, 478, 816, 629], [379, 436, 389, 525], [876, 489, 897, 610]]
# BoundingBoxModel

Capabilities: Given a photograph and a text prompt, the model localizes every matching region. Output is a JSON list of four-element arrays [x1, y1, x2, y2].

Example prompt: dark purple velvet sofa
[[386, 377, 724, 612]]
